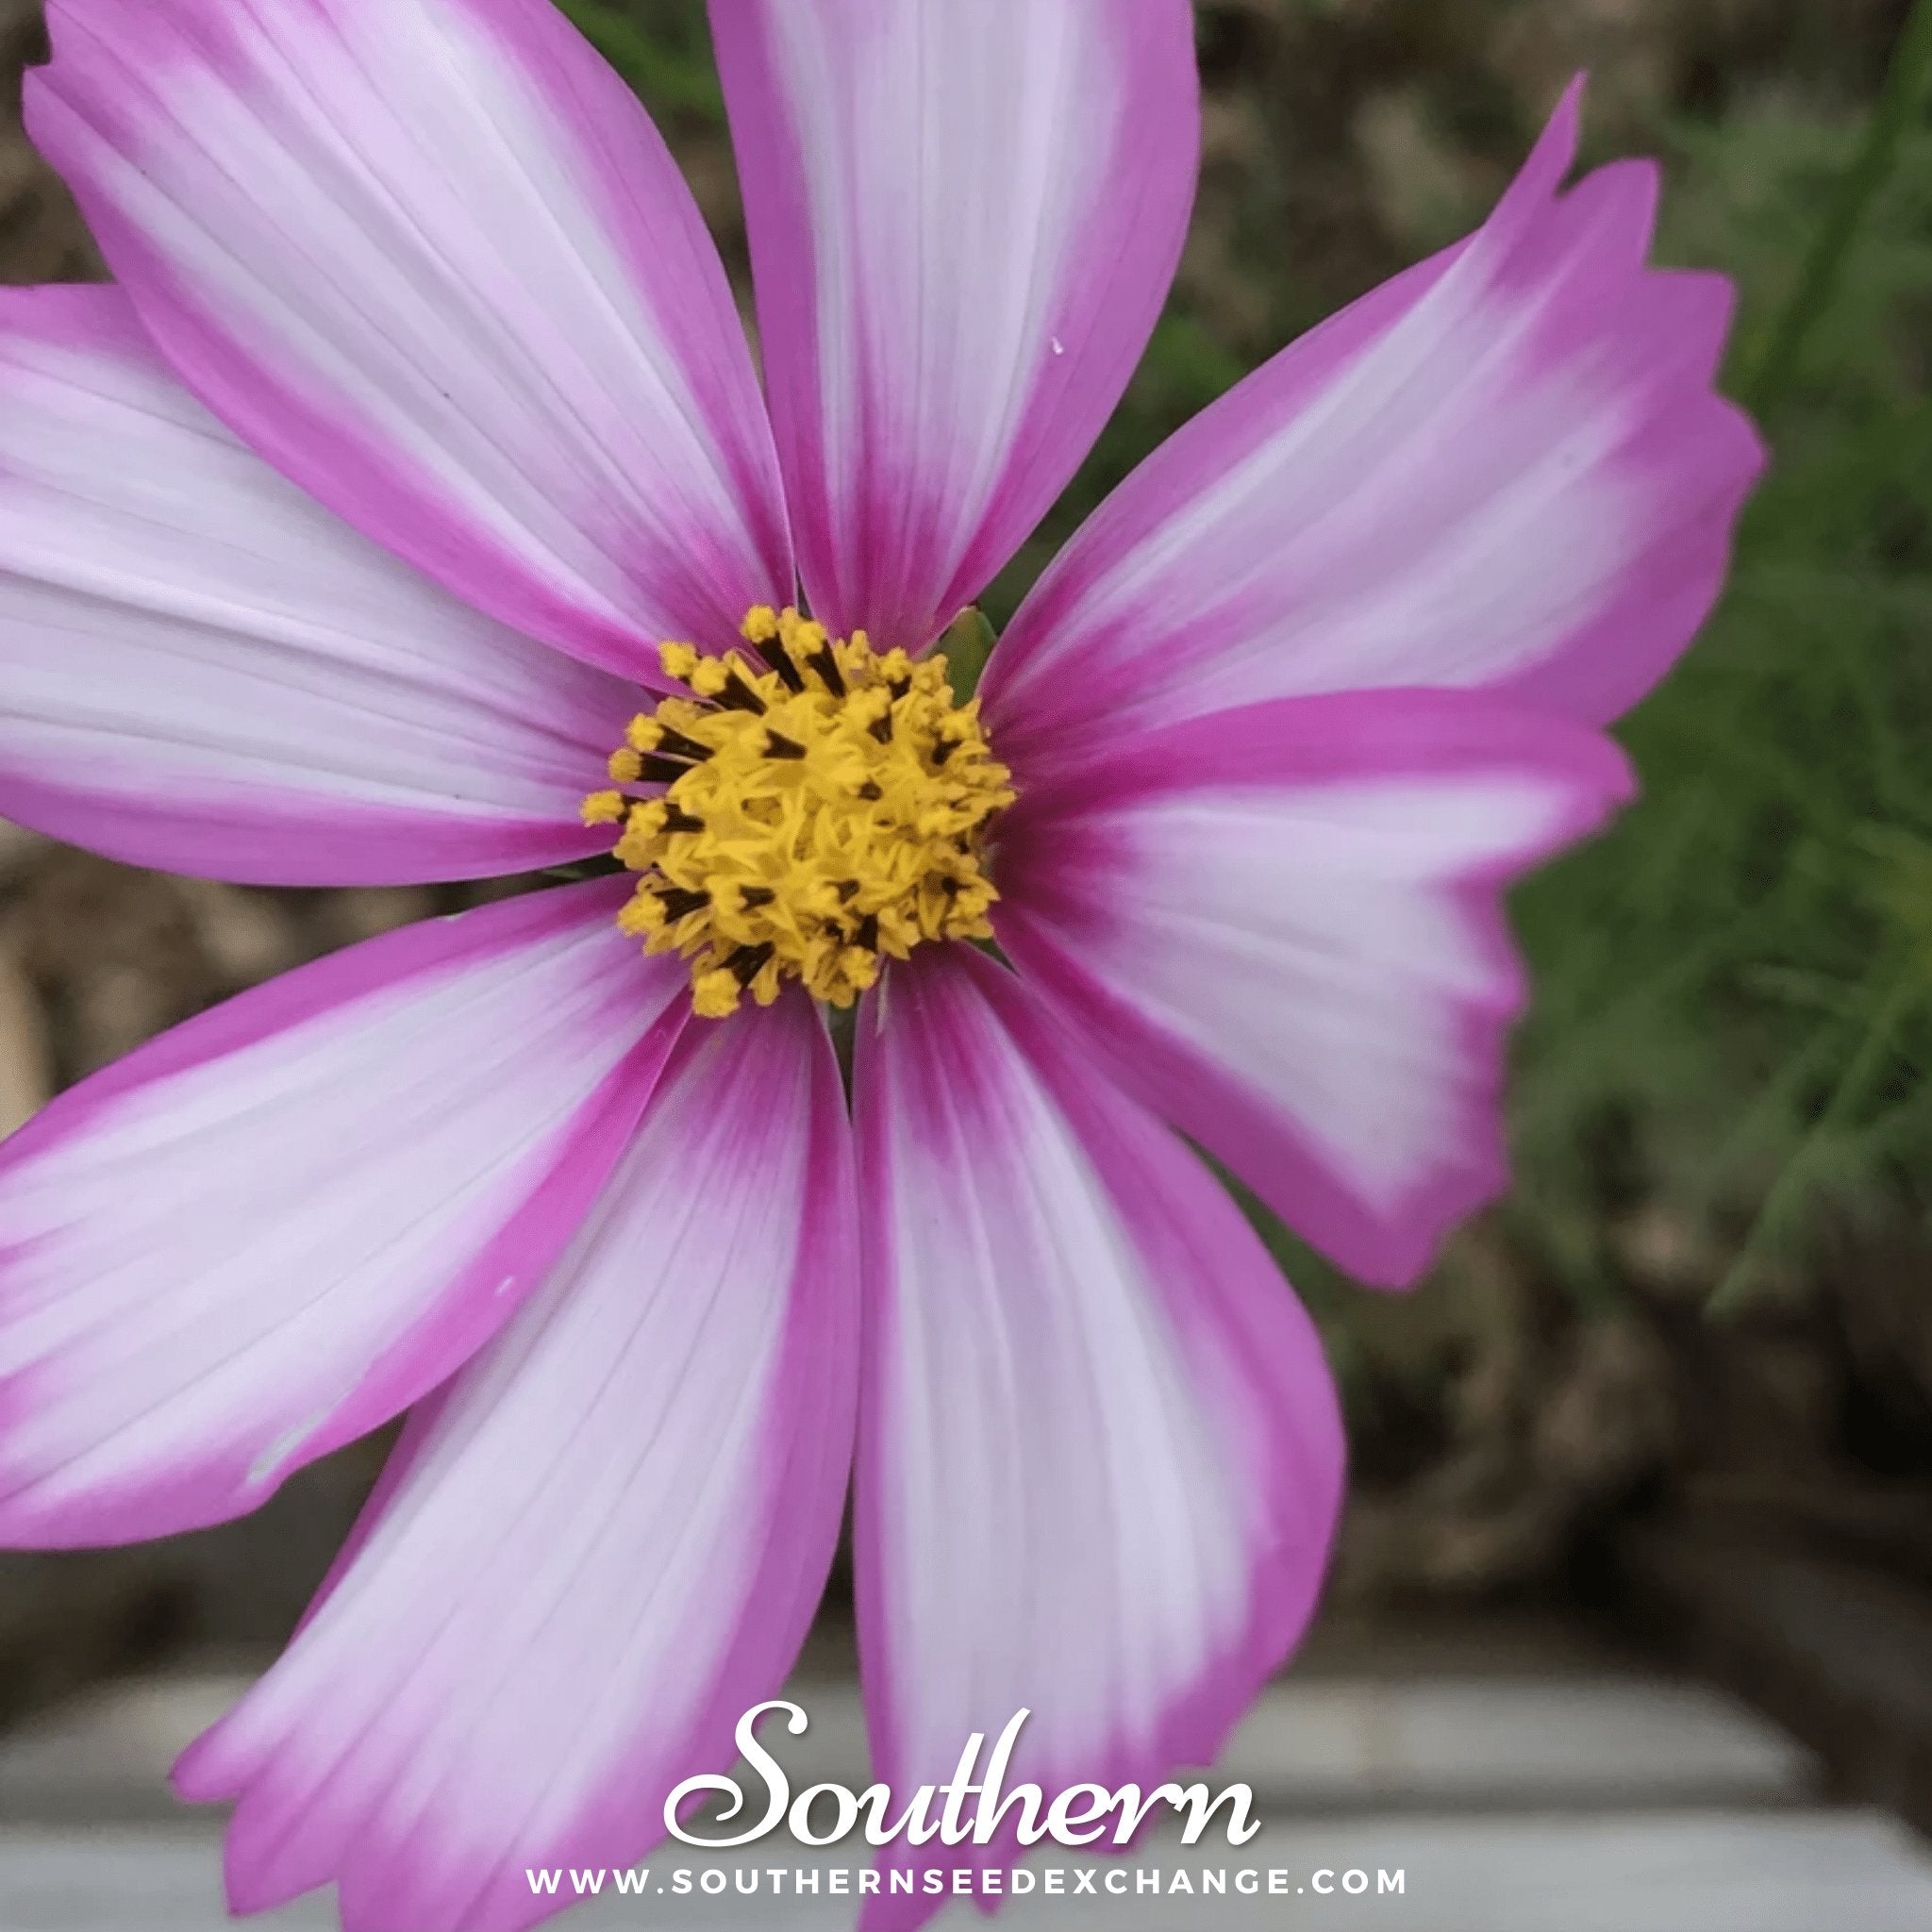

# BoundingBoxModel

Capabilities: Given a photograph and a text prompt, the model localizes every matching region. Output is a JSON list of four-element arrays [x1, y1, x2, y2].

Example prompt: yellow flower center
[[582, 607, 1016, 1020]]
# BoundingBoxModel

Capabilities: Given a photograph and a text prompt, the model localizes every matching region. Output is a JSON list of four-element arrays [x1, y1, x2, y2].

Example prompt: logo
[[666, 1703, 1262, 1852]]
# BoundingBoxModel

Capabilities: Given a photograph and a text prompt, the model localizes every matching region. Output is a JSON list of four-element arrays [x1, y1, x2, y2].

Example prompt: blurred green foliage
[[1512, 82, 1932, 1318], [554, 0, 723, 116], [561, 0, 1932, 1319]]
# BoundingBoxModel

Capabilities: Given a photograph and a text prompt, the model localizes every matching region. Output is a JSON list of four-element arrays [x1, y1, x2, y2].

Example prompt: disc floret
[[584, 608, 1016, 1018]]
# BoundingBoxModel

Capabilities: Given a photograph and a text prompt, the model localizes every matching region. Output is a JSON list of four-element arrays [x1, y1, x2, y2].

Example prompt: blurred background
[[4, 0, 1932, 1924]]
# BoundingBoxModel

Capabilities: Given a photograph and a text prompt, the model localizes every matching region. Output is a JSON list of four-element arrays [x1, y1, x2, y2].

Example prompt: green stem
[[1745, 0, 1932, 415], [1707, 979, 1917, 1318]]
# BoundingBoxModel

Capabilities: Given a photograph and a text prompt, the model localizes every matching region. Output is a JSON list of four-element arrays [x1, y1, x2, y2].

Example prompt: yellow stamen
[[584, 607, 1016, 1018]]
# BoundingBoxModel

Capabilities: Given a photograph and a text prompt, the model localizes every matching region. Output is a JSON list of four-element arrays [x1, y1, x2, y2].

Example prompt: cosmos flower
[[0, 1, 1759, 1927]]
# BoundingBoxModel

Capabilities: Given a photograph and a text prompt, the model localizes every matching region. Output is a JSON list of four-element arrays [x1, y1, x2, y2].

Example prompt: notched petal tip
[[985, 69, 1762, 767], [990, 691, 1638, 1290], [179, 994, 856, 1932]]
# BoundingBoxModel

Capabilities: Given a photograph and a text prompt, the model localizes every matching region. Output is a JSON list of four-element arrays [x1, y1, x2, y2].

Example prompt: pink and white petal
[[855, 946, 1341, 1925], [982, 81, 1767, 773], [712, 0, 1198, 651], [991, 691, 1635, 1289], [175, 994, 857, 1932], [0, 285, 637, 887], [28, 0, 791, 681], [0, 880, 688, 1549]]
